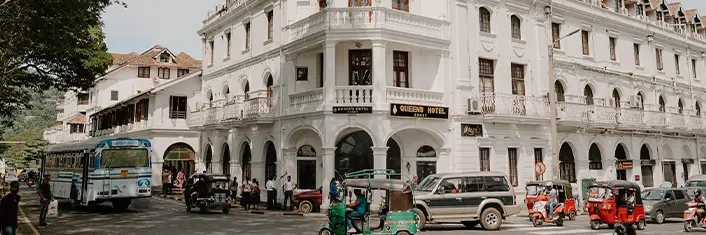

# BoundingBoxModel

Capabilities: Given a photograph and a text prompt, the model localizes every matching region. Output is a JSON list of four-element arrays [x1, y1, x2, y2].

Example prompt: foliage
[[0, 0, 122, 116]]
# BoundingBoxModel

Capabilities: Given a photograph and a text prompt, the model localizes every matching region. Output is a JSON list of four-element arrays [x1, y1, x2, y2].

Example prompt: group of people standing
[[231, 172, 298, 211], [161, 167, 185, 195]]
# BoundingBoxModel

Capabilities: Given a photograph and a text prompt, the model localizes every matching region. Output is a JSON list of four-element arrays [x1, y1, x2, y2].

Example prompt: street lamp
[[548, 19, 580, 181]]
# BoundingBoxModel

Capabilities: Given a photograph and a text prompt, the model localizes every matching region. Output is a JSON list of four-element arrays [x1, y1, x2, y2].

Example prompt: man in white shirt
[[282, 176, 297, 211], [265, 176, 276, 209], [545, 184, 558, 217]]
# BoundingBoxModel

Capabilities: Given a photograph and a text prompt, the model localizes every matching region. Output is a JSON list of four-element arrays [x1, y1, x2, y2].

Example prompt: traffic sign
[[535, 162, 547, 175]]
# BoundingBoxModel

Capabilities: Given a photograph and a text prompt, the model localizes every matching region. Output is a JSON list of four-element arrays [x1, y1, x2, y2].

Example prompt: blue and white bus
[[43, 137, 152, 211]]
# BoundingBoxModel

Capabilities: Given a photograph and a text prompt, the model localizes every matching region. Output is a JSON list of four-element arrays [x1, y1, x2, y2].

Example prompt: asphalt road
[[14, 188, 692, 235]]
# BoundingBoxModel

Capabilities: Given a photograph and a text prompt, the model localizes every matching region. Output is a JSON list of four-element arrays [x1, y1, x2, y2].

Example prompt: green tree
[[0, 0, 122, 116]]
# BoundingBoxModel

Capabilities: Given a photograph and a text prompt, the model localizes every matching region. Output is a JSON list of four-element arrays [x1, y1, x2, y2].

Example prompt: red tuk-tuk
[[525, 180, 578, 220], [587, 180, 646, 230]]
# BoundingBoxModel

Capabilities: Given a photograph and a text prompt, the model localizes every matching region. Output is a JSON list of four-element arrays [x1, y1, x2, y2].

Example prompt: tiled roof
[[67, 113, 87, 124], [51, 123, 63, 130], [98, 45, 201, 82], [649, 0, 665, 10], [685, 9, 697, 22], [668, 2, 681, 16], [110, 52, 139, 65]]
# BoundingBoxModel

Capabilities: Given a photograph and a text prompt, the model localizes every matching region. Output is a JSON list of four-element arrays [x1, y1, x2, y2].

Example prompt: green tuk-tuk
[[319, 169, 417, 235]]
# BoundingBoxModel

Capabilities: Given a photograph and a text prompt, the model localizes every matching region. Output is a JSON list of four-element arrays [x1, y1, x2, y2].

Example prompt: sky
[[101, 0, 221, 59], [101, 0, 706, 60]]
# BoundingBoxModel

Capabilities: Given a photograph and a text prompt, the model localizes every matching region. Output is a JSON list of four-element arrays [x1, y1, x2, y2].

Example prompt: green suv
[[413, 172, 521, 231]]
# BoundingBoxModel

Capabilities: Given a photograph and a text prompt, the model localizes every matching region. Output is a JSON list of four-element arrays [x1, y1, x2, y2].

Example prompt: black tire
[[186, 205, 191, 212], [480, 207, 502, 231], [70, 186, 79, 210], [222, 207, 230, 214], [654, 210, 665, 224], [685, 220, 696, 232], [112, 199, 130, 212], [568, 210, 577, 220], [637, 219, 646, 230], [590, 220, 601, 230], [318, 228, 334, 235], [413, 208, 426, 231], [556, 216, 564, 227], [461, 221, 479, 228], [532, 217, 542, 227], [299, 200, 313, 213], [395, 231, 411, 235], [199, 206, 207, 213]]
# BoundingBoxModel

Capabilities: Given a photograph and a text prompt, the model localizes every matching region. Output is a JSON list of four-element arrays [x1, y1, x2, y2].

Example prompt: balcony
[[386, 87, 444, 106], [469, 93, 706, 133], [289, 88, 324, 114], [188, 97, 274, 128], [334, 86, 373, 106], [286, 7, 449, 44], [242, 97, 274, 121]]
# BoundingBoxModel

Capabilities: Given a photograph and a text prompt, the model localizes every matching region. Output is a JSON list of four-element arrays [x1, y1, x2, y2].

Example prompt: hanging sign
[[389, 103, 449, 119], [616, 160, 633, 169], [333, 106, 372, 114], [461, 124, 483, 137]]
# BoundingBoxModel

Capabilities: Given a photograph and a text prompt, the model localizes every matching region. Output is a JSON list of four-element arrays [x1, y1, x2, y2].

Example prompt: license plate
[[120, 171, 128, 177]]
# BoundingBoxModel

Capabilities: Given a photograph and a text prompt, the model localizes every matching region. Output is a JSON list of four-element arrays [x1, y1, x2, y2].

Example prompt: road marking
[[502, 223, 534, 228], [527, 228, 599, 235], [504, 226, 565, 232], [18, 207, 40, 235]]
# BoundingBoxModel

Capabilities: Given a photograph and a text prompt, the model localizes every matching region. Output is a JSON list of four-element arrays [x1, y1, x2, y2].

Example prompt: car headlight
[[644, 204, 652, 211]]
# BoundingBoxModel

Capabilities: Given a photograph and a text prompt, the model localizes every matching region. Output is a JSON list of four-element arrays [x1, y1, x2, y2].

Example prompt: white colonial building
[[45, 45, 202, 184], [188, 0, 706, 206], [44, 90, 91, 144]]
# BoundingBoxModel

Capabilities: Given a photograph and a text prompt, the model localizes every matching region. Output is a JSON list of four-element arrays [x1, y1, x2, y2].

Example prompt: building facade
[[189, 0, 706, 207], [44, 45, 202, 185]]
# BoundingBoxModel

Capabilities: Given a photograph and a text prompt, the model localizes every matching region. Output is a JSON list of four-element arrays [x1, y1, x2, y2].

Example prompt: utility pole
[[545, 5, 580, 180]]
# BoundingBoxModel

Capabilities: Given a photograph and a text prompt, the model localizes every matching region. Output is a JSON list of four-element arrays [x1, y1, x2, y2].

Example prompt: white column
[[320, 147, 336, 211], [454, 0, 470, 87], [283, 55, 296, 109], [438, 147, 451, 174], [323, 41, 337, 108], [371, 146, 389, 211], [280, 147, 297, 200], [211, 134, 223, 174], [372, 40, 387, 110]]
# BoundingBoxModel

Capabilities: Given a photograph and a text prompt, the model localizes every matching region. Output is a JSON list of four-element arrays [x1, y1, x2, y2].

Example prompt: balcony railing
[[386, 87, 444, 106], [286, 7, 449, 43], [242, 97, 273, 120], [335, 86, 373, 105], [290, 88, 324, 108], [469, 93, 706, 133]]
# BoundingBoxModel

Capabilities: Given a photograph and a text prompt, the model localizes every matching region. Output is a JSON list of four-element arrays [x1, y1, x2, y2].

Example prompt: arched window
[[640, 144, 654, 187], [335, 131, 373, 175], [697, 102, 701, 116], [554, 81, 565, 102], [615, 144, 628, 180], [559, 143, 576, 183], [386, 139, 401, 179], [266, 75, 274, 98], [208, 91, 214, 103], [297, 145, 317, 190], [416, 145, 437, 183], [612, 89, 621, 108], [659, 96, 666, 112], [223, 85, 230, 99], [244, 81, 250, 100], [479, 7, 491, 33], [588, 143, 602, 170], [678, 99, 684, 114], [637, 92, 645, 110], [159, 52, 170, 63], [510, 15, 521, 39], [583, 85, 594, 105]]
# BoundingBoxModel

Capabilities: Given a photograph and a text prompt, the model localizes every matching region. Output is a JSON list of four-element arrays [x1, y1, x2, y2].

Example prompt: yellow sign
[[120, 170, 129, 178]]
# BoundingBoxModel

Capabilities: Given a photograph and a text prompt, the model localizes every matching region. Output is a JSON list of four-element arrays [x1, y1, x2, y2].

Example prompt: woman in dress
[[241, 177, 252, 209], [176, 169, 185, 189], [251, 178, 260, 210]]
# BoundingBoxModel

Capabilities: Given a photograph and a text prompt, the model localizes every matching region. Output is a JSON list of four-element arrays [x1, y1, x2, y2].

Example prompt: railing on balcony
[[242, 97, 273, 120], [335, 86, 373, 105], [470, 93, 550, 119], [386, 87, 444, 106], [287, 7, 449, 42], [290, 88, 324, 108]]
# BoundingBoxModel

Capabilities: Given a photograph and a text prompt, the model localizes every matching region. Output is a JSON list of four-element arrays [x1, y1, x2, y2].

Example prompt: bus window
[[89, 156, 95, 169]]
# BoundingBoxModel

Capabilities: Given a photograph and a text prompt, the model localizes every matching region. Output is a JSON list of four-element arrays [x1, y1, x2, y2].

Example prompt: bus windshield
[[101, 149, 149, 168]]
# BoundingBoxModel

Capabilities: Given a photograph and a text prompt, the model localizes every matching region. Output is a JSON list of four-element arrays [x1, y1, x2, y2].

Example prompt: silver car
[[413, 171, 521, 231], [642, 188, 689, 224]]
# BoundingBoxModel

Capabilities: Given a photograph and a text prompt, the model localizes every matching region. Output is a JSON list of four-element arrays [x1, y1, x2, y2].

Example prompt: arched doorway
[[588, 143, 602, 170], [265, 141, 277, 181], [559, 143, 576, 183], [222, 143, 231, 176], [241, 142, 252, 180], [637, 92, 645, 110], [266, 75, 274, 98], [243, 81, 250, 100], [659, 96, 666, 112], [612, 89, 621, 108], [386, 139, 401, 179], [584, 85, 594, 105], [641, 144, 654, 187], [554, 81, 565, 102], [335, 131, 373, 175], [615, 144, 628, 180], [163, 143, 196, 178], [297, 145, 317, 190], [416, 146, 437, 184], [679, 99, 684, 114], [204, 145, 213, 173]]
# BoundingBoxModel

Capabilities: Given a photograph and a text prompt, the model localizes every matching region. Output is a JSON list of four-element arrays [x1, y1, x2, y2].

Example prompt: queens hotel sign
[[389, 103, 449, 119]]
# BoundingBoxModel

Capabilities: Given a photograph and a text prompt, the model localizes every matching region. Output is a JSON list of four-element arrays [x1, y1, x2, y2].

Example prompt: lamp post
[[546, 5, 581, 180]]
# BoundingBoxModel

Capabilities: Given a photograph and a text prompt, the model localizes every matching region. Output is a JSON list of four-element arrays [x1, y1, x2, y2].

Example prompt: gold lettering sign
[[461, 124, 483, 137], [389, 103, 449, 119], [616, 161, 633, 169]]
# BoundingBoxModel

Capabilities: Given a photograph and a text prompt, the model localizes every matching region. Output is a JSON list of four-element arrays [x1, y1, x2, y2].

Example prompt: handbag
[[47, 200, 59, 217]]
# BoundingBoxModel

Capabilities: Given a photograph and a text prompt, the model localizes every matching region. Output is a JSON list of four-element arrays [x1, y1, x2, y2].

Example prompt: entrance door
[[663, 162, 677, 186], [683, 163, 691, 181]]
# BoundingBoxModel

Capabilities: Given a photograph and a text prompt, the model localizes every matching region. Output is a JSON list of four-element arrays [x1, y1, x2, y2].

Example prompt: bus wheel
[[112, 199, 131, 212]]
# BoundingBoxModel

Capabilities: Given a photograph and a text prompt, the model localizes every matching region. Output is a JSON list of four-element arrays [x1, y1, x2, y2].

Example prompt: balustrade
[[243, 97, 273, 119], [386, 87, 444, 106], [290, 88, 324, 108], [335, 86, 373, 105]]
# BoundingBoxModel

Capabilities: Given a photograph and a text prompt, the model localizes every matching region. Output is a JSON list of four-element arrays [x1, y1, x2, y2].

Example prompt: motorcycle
[[684, 201, 706, 232], [531, 200, 565, 227]]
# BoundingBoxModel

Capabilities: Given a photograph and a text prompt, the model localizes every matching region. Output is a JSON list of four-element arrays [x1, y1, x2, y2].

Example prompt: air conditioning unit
[[467, 98, 481, 114]]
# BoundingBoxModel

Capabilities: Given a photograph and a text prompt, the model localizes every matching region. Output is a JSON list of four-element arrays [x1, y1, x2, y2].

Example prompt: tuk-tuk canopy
[[526, 180, 572, 187], [343, 178, 412, 193], [590, 180, 641, 190], [191, 173, 229, 182]]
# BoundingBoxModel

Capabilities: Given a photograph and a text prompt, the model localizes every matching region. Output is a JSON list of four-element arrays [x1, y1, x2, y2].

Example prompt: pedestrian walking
[[252, 178, 260, 210], [231, 176, 238, 202], [161, 169, 170, 195], [265, 176, 277, 209], [0, 181, 21, 235], [38, 174, 53, 228], [282, 175, 297, 211], [241, 177, 252, 210]]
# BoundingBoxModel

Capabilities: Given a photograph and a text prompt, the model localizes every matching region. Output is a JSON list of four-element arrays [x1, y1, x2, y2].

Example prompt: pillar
[[371, 146, 389, 211], [320, 147, 336, 211], [280, 147, 297, 200], [438, 147, 451, 174], [371, 40, 387, 110], [284, 55, 296, 109], [323, 41, 337, 108], [211, 133, 224, 174]]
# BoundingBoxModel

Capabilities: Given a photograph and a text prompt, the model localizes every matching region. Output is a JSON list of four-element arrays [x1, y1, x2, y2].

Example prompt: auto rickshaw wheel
[[684, 220, 696, 232], [590, 220, 601, 230], [413, 208, 426, 231], [395, 231, 411, 235], [222, 207, 230, 214], [637, 219, 646, 230], [186, 205, 191, 212], [318, 227, 334, 235], [532, 217, 542, 227], [568, 211, 576, 220]]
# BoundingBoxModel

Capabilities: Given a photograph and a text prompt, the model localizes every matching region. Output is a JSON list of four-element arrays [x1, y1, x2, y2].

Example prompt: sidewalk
[[155, 193, 322, 217]]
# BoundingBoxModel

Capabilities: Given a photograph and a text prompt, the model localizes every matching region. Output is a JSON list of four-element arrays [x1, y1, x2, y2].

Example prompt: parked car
[[4, 172, 18, 184], [642, 187, 690, 224], [294, 187, 322, 213], [413, 171, 521, 231]]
